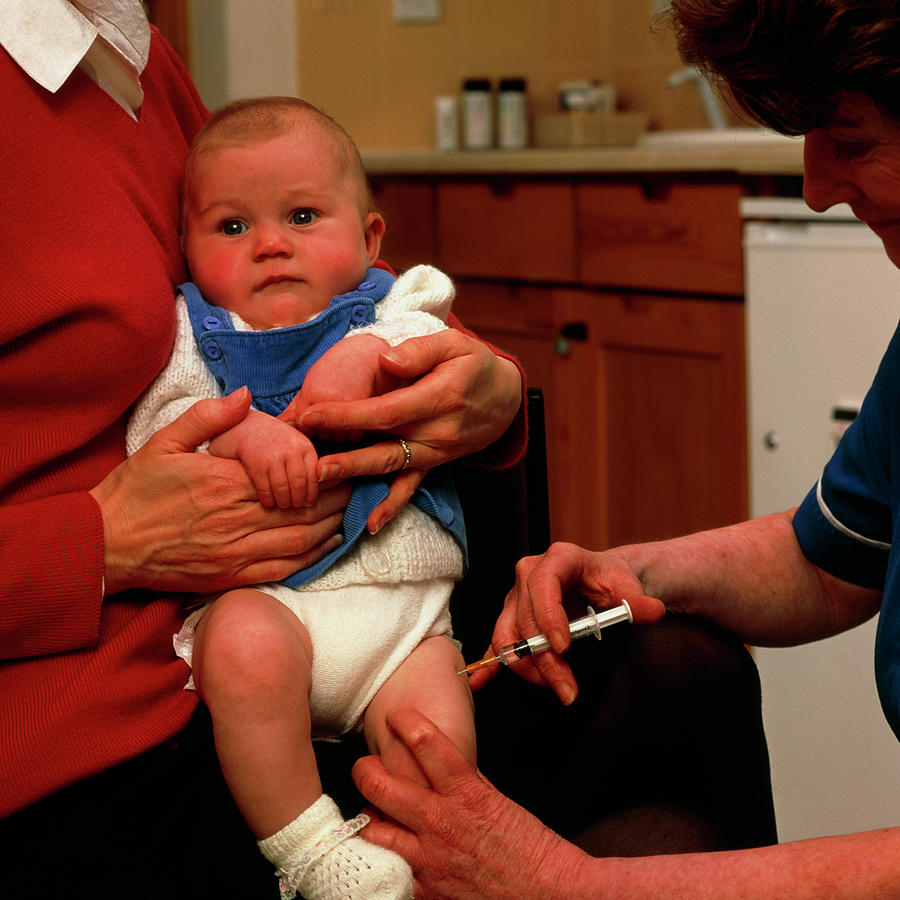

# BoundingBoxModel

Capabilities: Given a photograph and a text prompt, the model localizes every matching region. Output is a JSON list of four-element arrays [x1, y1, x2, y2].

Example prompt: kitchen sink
[[637, 127, 801, 148]]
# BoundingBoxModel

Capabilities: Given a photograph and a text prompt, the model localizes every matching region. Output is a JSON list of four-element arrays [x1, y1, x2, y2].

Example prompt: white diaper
[[173, 504, 463, 738]]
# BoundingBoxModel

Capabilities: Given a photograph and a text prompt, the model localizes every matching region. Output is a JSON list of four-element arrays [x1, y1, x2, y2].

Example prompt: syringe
[[458, 600, 633, 677]]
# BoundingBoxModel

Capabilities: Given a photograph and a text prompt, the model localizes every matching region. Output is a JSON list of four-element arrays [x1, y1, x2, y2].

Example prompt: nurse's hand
[[353, 708, 592, 900], [469, 542, 666, 704], [90, 388, 350, 596]]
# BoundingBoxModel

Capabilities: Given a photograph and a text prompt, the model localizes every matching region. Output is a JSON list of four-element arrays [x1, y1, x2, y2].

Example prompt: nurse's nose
[[802, 129, 860, 212], [253, 224, 293, 259]]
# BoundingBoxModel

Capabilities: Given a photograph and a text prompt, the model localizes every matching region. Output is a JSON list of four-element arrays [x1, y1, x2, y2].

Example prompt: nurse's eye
[[221, 219, 248, 236], [831, 139, 871, 162], [290, 209, 318, 226]]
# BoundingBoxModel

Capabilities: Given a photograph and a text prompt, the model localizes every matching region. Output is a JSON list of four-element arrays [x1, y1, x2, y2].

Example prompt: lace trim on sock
[[276, 814, 370, 899]]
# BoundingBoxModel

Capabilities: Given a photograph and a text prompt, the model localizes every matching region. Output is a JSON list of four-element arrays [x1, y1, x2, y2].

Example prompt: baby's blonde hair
[[182, 96, 376, 222]]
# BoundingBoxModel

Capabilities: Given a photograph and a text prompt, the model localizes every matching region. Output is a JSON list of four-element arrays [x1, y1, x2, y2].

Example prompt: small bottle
[[461, 78, 493, 150], [497, 77, 527, 149], [434, 95, 458, 151]]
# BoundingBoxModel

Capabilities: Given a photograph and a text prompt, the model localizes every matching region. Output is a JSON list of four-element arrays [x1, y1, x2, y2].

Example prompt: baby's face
[[182, 129, 383, 329]]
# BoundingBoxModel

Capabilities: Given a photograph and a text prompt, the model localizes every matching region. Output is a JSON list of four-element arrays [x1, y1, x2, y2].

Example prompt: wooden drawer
[[437, 180, 576, 282], [576, 180, 744, 295]]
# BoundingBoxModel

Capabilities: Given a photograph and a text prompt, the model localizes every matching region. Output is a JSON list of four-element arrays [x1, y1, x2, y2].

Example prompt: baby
[[126, 97, 475, 900]]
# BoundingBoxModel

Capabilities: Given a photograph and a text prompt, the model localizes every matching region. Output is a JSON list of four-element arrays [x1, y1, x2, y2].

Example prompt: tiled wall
[[294, 0, 740, 149]]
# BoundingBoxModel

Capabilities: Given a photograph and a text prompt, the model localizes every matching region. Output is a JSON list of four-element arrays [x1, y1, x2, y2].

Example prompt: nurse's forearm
[[582, 826, 900, 899], [614, 510, 881, 645]]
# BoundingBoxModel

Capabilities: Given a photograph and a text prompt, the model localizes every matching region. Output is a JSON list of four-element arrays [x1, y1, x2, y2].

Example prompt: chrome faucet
[[667, 65, 729, 129]]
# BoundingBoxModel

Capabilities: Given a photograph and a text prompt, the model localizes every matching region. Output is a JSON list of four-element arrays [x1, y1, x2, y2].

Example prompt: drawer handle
[[560, 321, 588, 340], [555, 321, 588, 356]]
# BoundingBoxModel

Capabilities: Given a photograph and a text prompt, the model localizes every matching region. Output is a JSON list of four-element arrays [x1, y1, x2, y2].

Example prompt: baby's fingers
[[267, 462, 297, 510], [289, 452, 319, 508], [251, 470, 277, 509]]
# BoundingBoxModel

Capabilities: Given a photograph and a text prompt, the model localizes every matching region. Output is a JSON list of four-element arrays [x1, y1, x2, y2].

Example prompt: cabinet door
[[560, 289, 748, 549], [455, 284, 747, 551], [451, 282, 572, 540]]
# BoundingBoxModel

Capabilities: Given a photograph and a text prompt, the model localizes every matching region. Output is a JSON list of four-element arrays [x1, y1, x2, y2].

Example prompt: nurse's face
[[803, 92, 900, 268]]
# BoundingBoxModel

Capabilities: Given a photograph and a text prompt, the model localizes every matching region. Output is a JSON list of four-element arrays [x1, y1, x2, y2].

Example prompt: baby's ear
[[364, 212, 386, 262]]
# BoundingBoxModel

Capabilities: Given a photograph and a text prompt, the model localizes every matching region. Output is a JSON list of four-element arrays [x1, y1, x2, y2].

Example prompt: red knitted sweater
[[0, 27, 527, 819], [0, 30, 208, 815]]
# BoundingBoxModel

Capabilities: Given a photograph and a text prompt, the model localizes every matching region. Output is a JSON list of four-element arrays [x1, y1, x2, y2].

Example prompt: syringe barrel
[[494, 602, 632, 666], [570, 602, 633, 641], [568, 614, 602, 641], [497, 633, 551, 664]]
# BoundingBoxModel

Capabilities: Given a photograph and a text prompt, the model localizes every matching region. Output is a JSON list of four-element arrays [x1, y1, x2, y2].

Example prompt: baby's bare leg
[[193, 589, 413, 898], [191, 588, 320, 838], [364, 635, 476, 785]]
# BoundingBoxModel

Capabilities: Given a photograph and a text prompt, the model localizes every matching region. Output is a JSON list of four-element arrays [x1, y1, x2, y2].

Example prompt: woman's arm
[[0, 491, 107, 660], [353, 708, 900, 900], [475, 513, 882, 704], [0, 390, 349, 660]]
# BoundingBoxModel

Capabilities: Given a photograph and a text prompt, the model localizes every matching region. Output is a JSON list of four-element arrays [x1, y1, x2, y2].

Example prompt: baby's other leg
[[191, 588, 319, 839], [364, 635, 476, 786]]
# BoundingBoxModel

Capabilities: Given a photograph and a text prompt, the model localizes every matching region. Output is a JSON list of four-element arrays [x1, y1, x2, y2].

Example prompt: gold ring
[[398, 437, 411, 470]]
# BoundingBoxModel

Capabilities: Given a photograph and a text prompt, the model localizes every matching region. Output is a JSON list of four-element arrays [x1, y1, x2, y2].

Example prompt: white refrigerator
[[743, 196, 900, 841]]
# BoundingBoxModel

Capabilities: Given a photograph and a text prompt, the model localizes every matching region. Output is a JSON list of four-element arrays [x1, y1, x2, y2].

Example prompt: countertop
[[361, 135, 804, 177]]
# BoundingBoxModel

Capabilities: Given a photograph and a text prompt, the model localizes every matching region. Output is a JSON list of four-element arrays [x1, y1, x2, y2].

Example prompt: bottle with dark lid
[[497, 77, 527, 149], [461, 78, 493, 150]]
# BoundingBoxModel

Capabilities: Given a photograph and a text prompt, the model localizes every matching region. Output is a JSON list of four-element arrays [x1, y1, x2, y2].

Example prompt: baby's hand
[[283, 334, 406, 443], [207, 407, 319, 508]]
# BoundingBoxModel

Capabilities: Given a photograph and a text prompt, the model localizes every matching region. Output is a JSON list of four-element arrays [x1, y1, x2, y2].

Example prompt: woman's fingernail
[[224, 386, 249, 407], [301, 411, 326, 428], [548, 629, 567, 654], [319, 463, 341, 482], [559, 683, 577, 706], [382, 348, 408, 366]]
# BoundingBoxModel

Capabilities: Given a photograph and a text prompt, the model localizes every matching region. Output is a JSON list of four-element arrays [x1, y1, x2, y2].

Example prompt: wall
[[292, 0, 737, 149], [187, 0, 738, 148], [190, 0, 299, 110]]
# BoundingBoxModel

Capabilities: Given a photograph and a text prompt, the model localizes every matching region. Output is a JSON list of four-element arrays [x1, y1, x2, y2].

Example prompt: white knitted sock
[[257, 794, 414, 900]]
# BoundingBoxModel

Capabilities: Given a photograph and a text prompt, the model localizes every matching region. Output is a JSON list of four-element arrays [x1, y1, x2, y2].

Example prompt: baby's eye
[[221, 219, 248, 236], [290, 209, 318, 226]]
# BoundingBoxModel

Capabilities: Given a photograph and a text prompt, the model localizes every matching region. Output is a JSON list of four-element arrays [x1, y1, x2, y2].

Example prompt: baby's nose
[[253, 226, 293, 259]]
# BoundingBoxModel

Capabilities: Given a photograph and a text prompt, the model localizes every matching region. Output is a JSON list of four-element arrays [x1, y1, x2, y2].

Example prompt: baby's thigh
[[191, 588, 313, 699], [363, 635, 476, 784]]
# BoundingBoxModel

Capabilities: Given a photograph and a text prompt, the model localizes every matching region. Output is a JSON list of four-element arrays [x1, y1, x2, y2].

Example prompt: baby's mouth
[[257, 275, 301, 290]]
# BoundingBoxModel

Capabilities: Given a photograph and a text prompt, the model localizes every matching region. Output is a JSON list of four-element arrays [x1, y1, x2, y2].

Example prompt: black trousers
[[0, 614, 776, 899]]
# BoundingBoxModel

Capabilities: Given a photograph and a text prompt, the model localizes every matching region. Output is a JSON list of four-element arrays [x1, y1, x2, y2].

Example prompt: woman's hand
[[287, 330, 523, 533], [468, 542, 666, 704], [89, 388, 350, 596], [352, 708, 592, 900]]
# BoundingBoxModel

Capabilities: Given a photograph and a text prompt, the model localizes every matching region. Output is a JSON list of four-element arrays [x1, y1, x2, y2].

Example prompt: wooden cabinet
[[372, 174, 748, 551]]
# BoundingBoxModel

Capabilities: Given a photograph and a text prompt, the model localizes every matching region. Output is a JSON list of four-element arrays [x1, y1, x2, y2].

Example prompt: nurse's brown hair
[[665, 0, 900, 133]]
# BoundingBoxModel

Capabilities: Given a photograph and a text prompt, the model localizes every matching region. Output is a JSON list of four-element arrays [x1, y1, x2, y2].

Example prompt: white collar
[[0, 0, 150, 119]]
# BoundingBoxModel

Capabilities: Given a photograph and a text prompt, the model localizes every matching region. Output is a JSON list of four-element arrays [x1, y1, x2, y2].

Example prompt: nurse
[[352, 1, 900, 896]]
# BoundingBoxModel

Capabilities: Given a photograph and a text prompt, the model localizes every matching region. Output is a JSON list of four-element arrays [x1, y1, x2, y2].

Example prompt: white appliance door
[[744, 198, 900, 841]]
